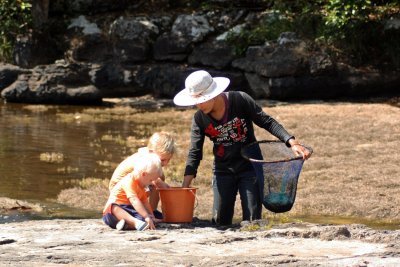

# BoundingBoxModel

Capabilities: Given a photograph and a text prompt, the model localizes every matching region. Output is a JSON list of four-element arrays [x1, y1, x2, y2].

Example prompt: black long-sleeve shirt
[[184, 91, 294, 177]]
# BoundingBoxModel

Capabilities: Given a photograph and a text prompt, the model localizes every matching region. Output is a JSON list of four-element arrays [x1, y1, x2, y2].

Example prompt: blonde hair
[[132, 153, 162, 177], [147, 131, 177, 155]]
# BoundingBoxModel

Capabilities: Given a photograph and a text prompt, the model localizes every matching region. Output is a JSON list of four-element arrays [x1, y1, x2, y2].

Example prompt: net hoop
[[241, 140, 313, 164]]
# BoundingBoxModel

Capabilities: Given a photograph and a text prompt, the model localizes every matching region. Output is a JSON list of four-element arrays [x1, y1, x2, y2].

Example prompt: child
[[103, 153, 163, 230], [109, 132, 176, 216]]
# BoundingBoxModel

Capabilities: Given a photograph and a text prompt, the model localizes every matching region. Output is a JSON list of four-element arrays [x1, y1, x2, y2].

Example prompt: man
[[173, 70, 311, 225]]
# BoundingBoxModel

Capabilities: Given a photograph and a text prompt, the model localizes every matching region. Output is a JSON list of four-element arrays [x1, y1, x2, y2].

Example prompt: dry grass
[[58, 100, 400, 224], [271, 102, 400, 221]]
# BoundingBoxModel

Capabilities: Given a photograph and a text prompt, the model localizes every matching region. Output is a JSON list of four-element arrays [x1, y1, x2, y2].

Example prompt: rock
[[0, 219, 399, 266], [65, 85, 102, 104], [68, 34, 112, 63], [108, 16, 159, 63], [0, 197, 43, 213], [0, 64, 29, 91], [1, 82, 102, 105], [153, 32, 192, 61], [188, 40, 237, 69], [1, 62, 103, 104], [88, 62, 143, 97], [2, 6, 399, 104], [171, 15, 214, 43]]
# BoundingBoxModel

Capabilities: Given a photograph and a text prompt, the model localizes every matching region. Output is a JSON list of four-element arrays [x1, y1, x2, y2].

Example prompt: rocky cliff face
[[1, 2, 399, 104]]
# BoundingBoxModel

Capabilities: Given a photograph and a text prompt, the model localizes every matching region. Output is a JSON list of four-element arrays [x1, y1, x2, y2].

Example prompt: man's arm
[[182, 175, 194, 188], [183, 115, 205, 181]]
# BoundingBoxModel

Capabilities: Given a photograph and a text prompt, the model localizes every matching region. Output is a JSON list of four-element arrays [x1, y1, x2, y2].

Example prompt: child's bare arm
[[153, 177, 170, 189], [129, 196, 156, 229], [129, 196, 150, 217]]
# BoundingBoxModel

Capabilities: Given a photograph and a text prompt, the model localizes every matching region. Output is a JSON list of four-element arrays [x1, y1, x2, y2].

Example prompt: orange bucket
[[158, 187, 197, 223]]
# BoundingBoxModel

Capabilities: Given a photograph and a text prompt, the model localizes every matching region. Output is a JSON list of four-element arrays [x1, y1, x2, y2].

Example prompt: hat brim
[[173, 77, 230, 106]]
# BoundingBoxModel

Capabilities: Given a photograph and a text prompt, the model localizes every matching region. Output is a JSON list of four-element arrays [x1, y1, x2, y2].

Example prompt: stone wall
[[1, 3, 399, 104]]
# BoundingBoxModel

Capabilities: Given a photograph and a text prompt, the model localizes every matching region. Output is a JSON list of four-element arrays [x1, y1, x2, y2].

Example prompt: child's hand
[[145, 216, 156, 230], [153, 178, 170, 189]]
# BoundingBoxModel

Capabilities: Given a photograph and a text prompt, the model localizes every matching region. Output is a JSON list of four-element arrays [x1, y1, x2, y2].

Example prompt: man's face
[[196, 98, 215, 114]]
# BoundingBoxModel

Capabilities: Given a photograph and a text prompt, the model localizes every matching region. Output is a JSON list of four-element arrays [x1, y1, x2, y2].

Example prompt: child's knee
[[102, 213, 118, 229]]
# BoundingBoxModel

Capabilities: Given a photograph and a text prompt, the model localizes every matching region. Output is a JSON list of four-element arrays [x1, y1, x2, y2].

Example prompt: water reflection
[[0, 102, 135, 212]]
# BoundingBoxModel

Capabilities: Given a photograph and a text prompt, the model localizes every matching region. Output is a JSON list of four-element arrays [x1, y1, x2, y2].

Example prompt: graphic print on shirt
[[205, 117, 248, 157], [205, 123, 220, 137]]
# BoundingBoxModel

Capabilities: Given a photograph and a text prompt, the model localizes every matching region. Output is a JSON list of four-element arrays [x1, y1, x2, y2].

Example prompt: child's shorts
[[102, 203, 163, 229]]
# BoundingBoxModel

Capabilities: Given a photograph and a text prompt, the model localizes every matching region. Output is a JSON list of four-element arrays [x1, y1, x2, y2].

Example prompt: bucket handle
[[189, 188, 199, 209]]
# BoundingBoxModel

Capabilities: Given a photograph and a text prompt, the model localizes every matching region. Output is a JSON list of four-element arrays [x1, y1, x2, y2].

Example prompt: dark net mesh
[[241, 140, 312, 213]]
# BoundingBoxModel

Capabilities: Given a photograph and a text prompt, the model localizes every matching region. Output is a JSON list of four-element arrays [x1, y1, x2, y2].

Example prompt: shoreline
[[2, 196, 399, 231]]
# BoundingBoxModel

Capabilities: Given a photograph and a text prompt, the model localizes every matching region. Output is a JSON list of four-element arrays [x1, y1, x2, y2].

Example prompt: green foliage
[[323, 0, 372, 40], [320, 0, 400, 67], [226, 0, 399, 67], [271, 0, 325, 13], [226, 11, 293, 55], [0, 0, 32, 62]]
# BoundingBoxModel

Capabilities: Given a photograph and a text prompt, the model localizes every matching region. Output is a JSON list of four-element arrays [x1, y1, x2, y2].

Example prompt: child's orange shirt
[[108, 147, 149, 191], [103, 173, 151, 215]]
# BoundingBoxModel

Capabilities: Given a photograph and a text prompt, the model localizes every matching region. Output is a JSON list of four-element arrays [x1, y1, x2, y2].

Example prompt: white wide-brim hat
[[173, 70, 230, 106]]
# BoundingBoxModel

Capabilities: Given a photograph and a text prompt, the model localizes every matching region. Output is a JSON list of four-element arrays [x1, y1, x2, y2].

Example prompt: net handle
[[241, 140, 313, 163]]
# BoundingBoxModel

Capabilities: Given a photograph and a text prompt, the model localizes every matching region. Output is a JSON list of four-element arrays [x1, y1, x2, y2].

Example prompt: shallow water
[[291, 214, 400, 231], [0, 101, 139, 221]]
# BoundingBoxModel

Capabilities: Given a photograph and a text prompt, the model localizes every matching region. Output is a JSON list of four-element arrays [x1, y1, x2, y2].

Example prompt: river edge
[[1, 219, 399, 266]]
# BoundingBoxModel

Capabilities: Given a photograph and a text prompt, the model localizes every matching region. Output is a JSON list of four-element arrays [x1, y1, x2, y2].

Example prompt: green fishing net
[[242, 140, 312, 213]]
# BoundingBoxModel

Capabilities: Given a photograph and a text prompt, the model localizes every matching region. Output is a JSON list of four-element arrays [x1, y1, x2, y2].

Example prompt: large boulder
[[188, 40, 237, 69], [89, 63, 144, 97], [109, 16, 159, 64], [2, 81, 102, 105], [153, 14, 214, 61], [1, 62, 101, 104], [0, 64, 30, 92]]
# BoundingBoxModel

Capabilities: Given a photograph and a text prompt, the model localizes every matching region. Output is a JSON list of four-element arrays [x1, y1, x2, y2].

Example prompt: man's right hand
[[182, 175, 194, 188]]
